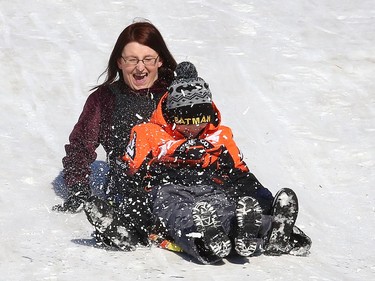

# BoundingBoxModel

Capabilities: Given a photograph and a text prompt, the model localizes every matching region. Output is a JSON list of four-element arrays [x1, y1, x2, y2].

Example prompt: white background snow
[[1, 0, 374, 280]]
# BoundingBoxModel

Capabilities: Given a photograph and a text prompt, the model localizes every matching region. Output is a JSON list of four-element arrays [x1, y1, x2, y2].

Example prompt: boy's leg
[[152, 184, 233, 264]]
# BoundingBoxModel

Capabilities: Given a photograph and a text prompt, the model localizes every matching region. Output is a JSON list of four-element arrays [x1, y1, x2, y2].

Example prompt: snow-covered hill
[[1, 1, 374, 280]]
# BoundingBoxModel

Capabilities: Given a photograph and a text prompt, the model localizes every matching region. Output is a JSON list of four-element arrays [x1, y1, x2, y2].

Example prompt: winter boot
[[289, 225, 312, 256], [192, 201, 232, 258], [234, 196, 262, 256], [264, 188, 299, 255], [84, 196, 139, 251]]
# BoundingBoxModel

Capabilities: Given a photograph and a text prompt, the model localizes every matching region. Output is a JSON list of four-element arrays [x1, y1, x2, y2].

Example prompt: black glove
[[52, 184, 91, 213]]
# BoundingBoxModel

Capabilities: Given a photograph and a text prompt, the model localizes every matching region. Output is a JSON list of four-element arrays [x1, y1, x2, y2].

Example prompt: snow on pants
[[151, 184, 236, 264]]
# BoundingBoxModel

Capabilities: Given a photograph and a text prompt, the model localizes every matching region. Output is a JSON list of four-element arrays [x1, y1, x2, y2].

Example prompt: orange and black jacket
[[120, 94, 274, 213]]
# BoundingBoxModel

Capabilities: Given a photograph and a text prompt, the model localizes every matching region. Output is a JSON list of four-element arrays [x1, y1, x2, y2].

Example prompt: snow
[[1, 0, 374, 280]]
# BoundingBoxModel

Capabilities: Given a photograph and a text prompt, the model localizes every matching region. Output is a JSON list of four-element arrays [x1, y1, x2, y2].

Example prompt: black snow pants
[[151, 184, 236, 264]]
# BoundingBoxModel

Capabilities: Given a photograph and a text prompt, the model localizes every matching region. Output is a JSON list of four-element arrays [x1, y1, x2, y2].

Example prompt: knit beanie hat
[[165, 61, 214, 125]]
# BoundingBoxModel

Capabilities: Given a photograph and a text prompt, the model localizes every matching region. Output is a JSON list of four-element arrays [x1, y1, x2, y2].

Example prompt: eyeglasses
[[121, 56, 159, 66]]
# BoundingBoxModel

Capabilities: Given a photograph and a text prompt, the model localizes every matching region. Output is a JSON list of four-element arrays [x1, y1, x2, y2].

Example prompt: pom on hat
[[165, 62, 214, 125], [175, 61, 198, 79]]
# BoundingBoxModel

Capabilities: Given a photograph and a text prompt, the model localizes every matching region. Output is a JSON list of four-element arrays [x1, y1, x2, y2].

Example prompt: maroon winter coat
[[62, 78, 171, 189]]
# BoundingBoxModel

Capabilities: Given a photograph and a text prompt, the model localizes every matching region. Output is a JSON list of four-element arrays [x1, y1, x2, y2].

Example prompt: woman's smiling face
[[117, 42, 163, 90]]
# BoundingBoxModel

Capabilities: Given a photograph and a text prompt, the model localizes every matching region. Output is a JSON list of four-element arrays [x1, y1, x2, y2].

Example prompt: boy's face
[[175, 123, 207, 138]]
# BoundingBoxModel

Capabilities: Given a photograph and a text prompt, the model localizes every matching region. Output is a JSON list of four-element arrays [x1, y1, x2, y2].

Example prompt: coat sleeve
[[62, 91, 103, 188], [214, 126, 250, 172], [122, 123, 172, 175], [215, 126, 274, 214]]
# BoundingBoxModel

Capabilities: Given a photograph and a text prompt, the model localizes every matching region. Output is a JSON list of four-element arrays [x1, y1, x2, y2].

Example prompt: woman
[[53, 21, 177, 213]]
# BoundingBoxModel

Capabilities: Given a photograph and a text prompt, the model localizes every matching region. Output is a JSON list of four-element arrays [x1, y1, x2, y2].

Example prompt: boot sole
[[266, 188, 299, 255], [192, 201, 232, 258], [235, 196, 262, 256]]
